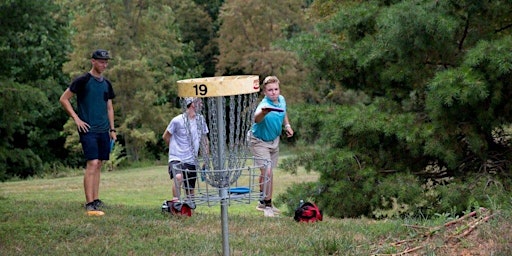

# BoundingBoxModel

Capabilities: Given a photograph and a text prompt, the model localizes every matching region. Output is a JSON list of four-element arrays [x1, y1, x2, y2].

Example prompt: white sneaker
[[263, 207, 274, 217], [256, 203, 281, 214]]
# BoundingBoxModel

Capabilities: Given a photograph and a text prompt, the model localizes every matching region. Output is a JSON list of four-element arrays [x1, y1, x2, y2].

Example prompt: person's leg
[[93, 132, 110, 203], [263, 166, 273, 201], [263, 139, 280, 211], [257, 166, 271, 199], [259, 168, 265, 197], [174, 173, 183, 199], [257, 167, 274, 213], [80, 132, 103, 212], [84, 159, 105, 216], [84, 159, 102, 203], [183, 163, 197, 198], [84, 161, 94, 203], [92, 160, 102, 201], [168, 161, 181, 201], [249, 136, 271, 201]]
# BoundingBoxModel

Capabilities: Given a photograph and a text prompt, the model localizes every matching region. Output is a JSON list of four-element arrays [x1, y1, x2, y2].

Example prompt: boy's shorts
[[248, 132, 279, 169], [168, 161, 197, 189], [79, 131, 111, 161]]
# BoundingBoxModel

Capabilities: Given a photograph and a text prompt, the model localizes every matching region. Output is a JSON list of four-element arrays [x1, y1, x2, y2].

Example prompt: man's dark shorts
[[168, 161, 197, 189], [79, 131, 110, 161]]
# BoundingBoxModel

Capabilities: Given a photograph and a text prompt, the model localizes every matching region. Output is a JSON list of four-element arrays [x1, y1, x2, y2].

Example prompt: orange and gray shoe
[[85, 202, 105, 216]]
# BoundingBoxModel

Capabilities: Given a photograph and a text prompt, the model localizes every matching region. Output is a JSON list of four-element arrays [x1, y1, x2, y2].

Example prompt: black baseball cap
[[91, 49, 111, 60]]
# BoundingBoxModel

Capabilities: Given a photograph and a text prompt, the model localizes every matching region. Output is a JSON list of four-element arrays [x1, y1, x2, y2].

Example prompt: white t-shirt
[[167, 113, 208, 164]]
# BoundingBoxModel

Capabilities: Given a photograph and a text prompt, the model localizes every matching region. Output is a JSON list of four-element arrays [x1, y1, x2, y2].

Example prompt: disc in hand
[[262, 107, 284, 112]]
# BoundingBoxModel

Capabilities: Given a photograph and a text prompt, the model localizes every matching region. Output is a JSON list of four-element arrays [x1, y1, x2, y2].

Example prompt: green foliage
[[0, 0, 71, 180], [277, 0, 512, 219], [434, 174, 512, 216], [0, 78, 67, 180], [216, 0, 310, 102], [1, 148, 43, 180], [102, 142, 128, 172], [170, 0, 218, 76], [282, 146, 379, 218], [281, 97, 512, 217], [425, 35, 512, 170], [286, 104, 330, 145], [0, 0, 70, 83], [275, 181, 323, 214], [192, 0, 224, 20], [1, 0, 512, 229], [371, 173, 424, 218]]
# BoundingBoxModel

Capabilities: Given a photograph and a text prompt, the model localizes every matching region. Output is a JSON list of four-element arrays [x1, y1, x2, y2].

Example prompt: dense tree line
[[278, 0, 512, 217], [1, 0, 512, 218]]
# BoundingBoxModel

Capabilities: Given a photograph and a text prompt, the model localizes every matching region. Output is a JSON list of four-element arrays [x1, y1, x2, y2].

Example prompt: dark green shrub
[[276, 181, 323, 216], [371, 173, 424, 218]]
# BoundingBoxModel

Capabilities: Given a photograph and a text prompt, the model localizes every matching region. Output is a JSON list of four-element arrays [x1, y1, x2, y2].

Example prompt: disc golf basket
[[173, 75, 271, 256]]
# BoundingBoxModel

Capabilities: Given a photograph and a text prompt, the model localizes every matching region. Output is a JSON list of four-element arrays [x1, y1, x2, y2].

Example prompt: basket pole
[[177, 75, 261, 256], [215, 96, 230, 256]]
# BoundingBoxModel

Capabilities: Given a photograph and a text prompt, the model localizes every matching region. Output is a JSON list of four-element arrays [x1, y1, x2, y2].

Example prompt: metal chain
[[189, 93, 259, 188]]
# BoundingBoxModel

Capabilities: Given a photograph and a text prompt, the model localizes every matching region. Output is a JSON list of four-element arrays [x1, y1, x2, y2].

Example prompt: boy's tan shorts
[[248, 132, 279, 169]]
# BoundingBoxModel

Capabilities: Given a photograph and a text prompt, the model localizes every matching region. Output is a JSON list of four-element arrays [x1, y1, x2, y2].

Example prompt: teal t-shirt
[[251, 95, 286, 141], [69, 73, 115, 133]]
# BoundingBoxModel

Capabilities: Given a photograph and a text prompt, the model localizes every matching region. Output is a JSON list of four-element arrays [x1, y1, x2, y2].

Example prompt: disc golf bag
[[163, 200, 194, 217], [294, 202, 323, 223]]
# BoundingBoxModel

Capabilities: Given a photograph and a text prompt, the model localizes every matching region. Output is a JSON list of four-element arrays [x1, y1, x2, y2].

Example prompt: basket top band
[[177, 75, 260, 97]]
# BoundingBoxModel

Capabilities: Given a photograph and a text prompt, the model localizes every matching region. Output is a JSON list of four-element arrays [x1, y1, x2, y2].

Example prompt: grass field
[[1, 164, 511, 255]]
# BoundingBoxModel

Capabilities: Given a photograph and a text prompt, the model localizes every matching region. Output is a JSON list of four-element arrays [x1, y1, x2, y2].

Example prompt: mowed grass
[[1, 163, 510, 255]]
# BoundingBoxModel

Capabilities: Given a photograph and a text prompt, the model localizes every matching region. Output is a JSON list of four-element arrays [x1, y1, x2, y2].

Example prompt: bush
[[371, 173, 424, 218], [276, 181, 323, 215], [1, 148, 43, 181], [280, 156, 512, 219]]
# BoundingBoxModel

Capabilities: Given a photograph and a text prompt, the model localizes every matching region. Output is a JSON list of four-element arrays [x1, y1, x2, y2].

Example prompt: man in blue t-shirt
[[59, 49, 116, 216]]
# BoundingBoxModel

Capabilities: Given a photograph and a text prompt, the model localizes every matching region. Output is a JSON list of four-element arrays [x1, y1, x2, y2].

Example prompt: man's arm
[[59, 88, 89, 132], [254, 108, 271, 123], [283, 113, 293, 137], [162, 130, 171, 146], [107, 99, 116, 140]]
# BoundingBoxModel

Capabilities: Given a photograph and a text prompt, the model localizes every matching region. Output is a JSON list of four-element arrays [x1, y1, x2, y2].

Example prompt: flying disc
[[229, 187, 250, 194], [262, 107, 284, 112]]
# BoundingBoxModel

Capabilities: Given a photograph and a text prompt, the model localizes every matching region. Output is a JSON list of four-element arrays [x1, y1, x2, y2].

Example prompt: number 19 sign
[[177, 75, 260, 97]]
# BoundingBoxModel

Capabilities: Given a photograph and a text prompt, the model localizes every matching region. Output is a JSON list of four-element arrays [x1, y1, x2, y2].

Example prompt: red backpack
[[294, 202, 323, 223], [162, 200, 194, 217]]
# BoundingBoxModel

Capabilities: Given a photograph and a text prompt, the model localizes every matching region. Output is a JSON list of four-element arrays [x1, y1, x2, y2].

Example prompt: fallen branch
[[376, 208, 495, 255], [399, 245, 423, 255], [403, 224, 430, 229], [427, 207, 488, 237], [444, 208, 487, 227], [391, 238, 419, 246], [374, 245, 425, 256], [453, 213, 494, 240]]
